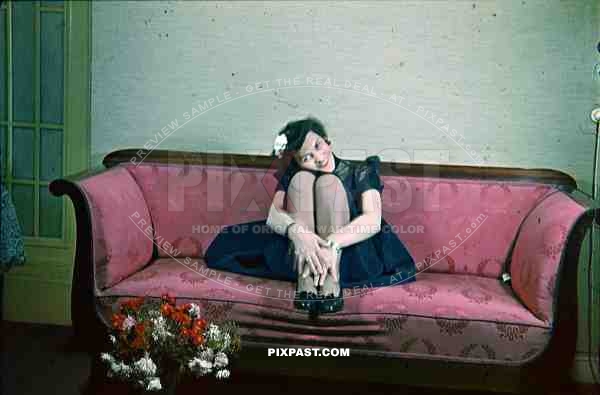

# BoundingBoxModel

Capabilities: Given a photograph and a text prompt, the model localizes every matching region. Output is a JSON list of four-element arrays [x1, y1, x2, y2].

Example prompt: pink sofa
[[50, 149, 598, 392]]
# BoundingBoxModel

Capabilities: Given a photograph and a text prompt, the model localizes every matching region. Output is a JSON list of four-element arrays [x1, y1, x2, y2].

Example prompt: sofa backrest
[[382, 176, 554, 278], [124, 162, 556, 279]]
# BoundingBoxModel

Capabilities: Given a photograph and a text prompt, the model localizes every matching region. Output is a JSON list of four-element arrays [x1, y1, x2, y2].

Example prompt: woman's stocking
[[313, 173, 348, 298], [297, 259, 318, 295]]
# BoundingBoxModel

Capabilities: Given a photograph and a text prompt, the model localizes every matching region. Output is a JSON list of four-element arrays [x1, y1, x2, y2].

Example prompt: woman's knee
[[314, 175, 345, 204], [314, 173, 339, 190], [288, 170, 316, 195], [314, 174, 350, 216], [287, 171, 316, 229]]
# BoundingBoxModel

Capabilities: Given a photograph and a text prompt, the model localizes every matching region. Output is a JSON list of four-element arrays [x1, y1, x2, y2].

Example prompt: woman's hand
[[296, 239, 339, 286], [289, 224, 327, 283], [297, 243, 337, 286], [315, 239, 339, 286]]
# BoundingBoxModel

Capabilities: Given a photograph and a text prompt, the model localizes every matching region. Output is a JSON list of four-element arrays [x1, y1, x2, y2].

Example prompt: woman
[[205, 117, 416, 315]]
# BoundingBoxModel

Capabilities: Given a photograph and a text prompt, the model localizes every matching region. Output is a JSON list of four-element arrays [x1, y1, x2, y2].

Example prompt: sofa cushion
[[510, 190, 588, 323], [98, 258, 550, 365], [126, 163, 555, 280], [384, 177, 554, 278], [125, 164, 279, 258], [79, 166, 154, 290]]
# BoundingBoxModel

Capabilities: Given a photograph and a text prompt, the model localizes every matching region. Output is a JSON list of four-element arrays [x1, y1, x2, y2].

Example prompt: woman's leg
[[286, 171, 318, 295], [314, 174, 350, 297]]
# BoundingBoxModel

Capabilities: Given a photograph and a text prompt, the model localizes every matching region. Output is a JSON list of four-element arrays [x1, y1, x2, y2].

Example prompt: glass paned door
[[1, 0, 65, 241]]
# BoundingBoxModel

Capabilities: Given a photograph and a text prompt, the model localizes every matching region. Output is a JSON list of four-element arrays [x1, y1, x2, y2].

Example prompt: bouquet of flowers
[[99, 294, 241, 392]]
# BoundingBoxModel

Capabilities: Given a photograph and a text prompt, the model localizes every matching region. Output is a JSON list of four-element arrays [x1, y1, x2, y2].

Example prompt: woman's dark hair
[[271, 116, 330, 158], [271, 116, 331, 181]]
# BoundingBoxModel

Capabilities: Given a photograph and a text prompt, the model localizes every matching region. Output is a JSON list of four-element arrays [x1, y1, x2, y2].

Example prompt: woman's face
[[294, 131, 334, 172]]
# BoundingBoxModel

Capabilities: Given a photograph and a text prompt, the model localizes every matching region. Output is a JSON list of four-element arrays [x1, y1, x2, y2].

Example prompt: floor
[[2, 320, 597, 395], [2, 321, 91, 395]]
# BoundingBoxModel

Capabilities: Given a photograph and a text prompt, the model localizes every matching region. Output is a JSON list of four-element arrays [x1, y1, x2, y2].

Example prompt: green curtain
[[0, 181, 26, 319]]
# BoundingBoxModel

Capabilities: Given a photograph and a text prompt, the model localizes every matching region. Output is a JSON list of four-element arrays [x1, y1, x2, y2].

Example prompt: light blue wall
[[90, 0, 600, 383], [92, 1, 599, 193]]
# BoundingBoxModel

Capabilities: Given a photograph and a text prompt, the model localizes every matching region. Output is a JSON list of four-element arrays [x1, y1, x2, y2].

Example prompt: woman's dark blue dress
[[205, 153, 417, 289]]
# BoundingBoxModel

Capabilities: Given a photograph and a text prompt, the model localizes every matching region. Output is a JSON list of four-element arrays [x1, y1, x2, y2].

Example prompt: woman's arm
[[266, 191, 297, 236], [266, 190, 327, 278], [325, 189, 382, 248]]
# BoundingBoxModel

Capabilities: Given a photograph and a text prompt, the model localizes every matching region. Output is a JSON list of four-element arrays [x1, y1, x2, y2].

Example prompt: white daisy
[[146, 377, 162, 391], [134, 354, 157, 376], [188, 357, 213, 376], [199, 348, 214, 362], [214, 352, 229, 368], [215, 369, 230, 380], [207, 324, 221, 341], [221, 333, 231, 350], [119, 363, 133, 377], [100, 353, 114, 363], [188, 303, 201, 319], [151, 316, 172, 342]]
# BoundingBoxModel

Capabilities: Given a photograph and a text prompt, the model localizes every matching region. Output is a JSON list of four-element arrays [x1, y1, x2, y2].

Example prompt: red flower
[[161, 303, 174, 317], [117, 323, 145, 351], [134, 323, 146, 336], [178, 303, 192, 313], [172, 311, 191, 326], [124, 297, 145, 311], [194, 319, 207, 331], [111, 313, 126, 330], [161, 293, 176, 306], [131, 334, 147, 350], [180, 327, 191, 338], [192, 334, 204, 346]]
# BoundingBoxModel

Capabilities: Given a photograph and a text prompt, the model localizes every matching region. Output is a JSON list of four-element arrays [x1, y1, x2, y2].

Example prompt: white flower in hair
[[273, 134, 288, 158]]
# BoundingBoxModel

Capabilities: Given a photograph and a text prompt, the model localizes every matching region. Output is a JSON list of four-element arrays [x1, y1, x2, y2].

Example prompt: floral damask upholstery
[[125, 163, 554, 279], [80, 167, 153, 290], [98, 259, 549, 365], [510, 191, 588, 323], [72, 161, 594, 366]]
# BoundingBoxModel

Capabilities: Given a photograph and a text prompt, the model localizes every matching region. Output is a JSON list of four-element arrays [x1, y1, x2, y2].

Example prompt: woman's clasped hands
[[288, 223, 339, 286]]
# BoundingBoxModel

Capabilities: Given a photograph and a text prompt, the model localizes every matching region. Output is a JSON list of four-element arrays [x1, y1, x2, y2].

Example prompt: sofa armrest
[[50, 164, 154, 290], [49, 164, 154, 347], [509, 188, 599, 324]]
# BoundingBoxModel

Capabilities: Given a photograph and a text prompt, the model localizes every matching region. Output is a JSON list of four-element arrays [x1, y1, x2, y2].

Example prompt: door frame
[[3, 0, 90, 324]]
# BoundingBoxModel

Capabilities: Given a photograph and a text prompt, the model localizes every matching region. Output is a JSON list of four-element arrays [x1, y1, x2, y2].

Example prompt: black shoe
[[294, 290, 319, 311], [317, 288, 344, 314]]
